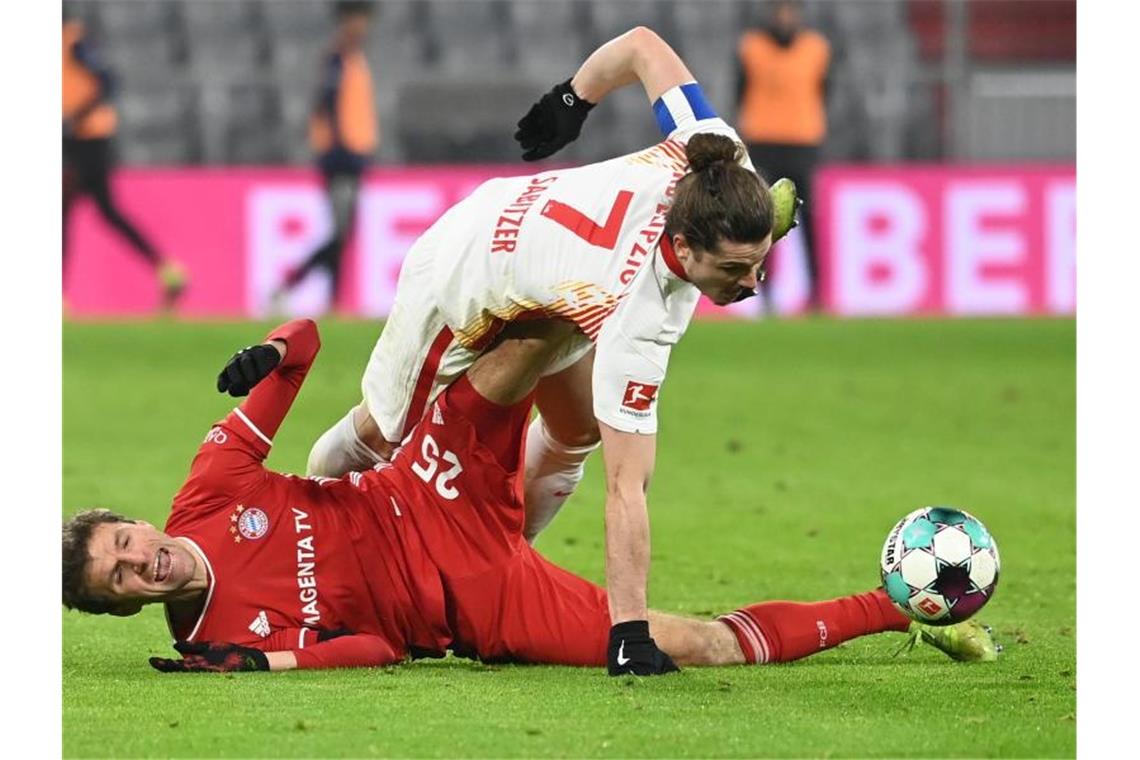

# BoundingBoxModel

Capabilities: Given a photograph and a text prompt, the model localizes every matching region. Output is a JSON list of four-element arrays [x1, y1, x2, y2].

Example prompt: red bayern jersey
[[162, 319, 452, 669]]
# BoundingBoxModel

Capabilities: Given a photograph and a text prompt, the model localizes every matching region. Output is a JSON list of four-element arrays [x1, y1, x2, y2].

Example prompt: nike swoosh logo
[[617, 640, 630, 666]]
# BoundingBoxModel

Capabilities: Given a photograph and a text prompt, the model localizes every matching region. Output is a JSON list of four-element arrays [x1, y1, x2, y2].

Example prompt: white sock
[[523, 418, 599, 543], [306, 408, 386, 477]]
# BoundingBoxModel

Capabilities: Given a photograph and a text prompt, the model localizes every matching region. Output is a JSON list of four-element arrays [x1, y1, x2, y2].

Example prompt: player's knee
[[544, 417, 600, 450]]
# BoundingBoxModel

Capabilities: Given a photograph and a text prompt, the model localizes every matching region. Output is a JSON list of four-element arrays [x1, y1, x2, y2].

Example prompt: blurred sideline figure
[[271, 1, 378, 313], [736, 0, 829, 311], [62, 9, 187, 311]]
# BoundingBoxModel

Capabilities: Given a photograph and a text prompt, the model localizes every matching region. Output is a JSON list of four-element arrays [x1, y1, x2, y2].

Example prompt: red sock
[[718, 588, 911, 664]]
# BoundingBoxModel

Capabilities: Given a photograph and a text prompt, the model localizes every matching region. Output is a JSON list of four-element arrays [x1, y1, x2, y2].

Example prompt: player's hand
[[216, 343, 281, 397], [514, 78, 595, 161], [607, 621, 680, 676], [149, 640, 269, 673]]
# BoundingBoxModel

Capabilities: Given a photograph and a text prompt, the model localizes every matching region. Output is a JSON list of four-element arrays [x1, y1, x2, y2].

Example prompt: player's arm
[[214, 318, 322, 461], [571, 26, 694, 108], [149, 633, 402, 673], [599, 421, 654, 626], [514, 27, 696, 161], [65, 39, 115, 132], [314, 52, 345, 148], [597, 422, 680, 677], [174, 320, 321, 512]]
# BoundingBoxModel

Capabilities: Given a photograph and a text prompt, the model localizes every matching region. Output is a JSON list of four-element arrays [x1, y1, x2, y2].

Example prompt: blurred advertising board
[[816, 165, 1075, 317], [64, 164, 1073, 318]]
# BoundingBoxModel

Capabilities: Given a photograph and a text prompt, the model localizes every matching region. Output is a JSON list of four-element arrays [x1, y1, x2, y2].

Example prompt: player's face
[[83, 522, 201, 614], [675, 234, 773, 306], [339, 15, 370, 47]]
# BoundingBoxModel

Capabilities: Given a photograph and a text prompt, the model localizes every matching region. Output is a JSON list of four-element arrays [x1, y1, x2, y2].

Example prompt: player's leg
[[714, 588, 911, 664], [420, 320, 592, 480], [450, 541, 910, 668], [646, 611, 745, 665], [787, 146, 820, 309], [304, 305, 471, 477], [325, 170, 361, 310], [524, 349, 600, 542], [83, 139, 162, 267], [277, 170, 358, 301], [308, 221, 479, 476], [81, 137, 186, 307]]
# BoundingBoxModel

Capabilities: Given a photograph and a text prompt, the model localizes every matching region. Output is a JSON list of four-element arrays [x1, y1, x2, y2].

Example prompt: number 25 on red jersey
[[410, 433, 464, 500]]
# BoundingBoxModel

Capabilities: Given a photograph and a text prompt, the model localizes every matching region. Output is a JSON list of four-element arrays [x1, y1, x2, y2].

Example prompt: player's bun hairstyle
[[664, 133, 773, 254], [62, 509, 137, 615]]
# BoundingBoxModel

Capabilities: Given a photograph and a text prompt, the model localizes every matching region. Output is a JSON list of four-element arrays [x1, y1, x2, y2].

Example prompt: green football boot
[[769, 177, 802, 244], [896, 619, 1002, 662]]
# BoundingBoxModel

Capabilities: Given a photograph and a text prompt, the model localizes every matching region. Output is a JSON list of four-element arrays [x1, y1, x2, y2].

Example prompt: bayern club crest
[[229, 504, 269, 542]]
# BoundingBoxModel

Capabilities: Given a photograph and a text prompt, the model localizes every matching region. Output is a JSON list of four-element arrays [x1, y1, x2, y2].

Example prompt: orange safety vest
[[308, 48, 378, 156], [62, 20, 117, 139], [737, 29, 829, 145]]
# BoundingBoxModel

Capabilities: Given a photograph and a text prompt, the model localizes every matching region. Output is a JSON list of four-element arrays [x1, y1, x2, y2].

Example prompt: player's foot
[[770, 177, 802, 243], [896, 620, 1001, 662], [158, 261, 188, 313]]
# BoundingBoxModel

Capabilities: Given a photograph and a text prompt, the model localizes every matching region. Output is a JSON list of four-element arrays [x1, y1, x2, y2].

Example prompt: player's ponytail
[[665, 134, 773, 254]]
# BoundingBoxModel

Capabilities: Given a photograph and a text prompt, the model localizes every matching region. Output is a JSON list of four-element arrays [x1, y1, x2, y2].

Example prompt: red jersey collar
[[658, 234, 690, 282], [165, 537, 215, 642]]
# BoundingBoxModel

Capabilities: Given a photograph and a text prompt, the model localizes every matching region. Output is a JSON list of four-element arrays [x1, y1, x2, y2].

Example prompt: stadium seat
[[422, 0, 517, 73], [180, 0, 259, 36], [510, 0, 594, 76], [224, 83, 286, 164], [259, 0, 334, 41], [116, 83, 201, 164], [397, 76, 542, 162], [94, 0, 178, 41]]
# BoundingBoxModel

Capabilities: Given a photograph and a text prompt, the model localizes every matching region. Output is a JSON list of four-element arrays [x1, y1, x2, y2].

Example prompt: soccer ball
[[880, 506, 1000, 625]]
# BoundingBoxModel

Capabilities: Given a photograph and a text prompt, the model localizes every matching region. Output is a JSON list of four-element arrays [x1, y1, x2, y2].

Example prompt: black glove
[[149, 640, 270, 673], [607, 620, 680, 676], [216, 343, 281, 397], [514, 78, 595, 161]]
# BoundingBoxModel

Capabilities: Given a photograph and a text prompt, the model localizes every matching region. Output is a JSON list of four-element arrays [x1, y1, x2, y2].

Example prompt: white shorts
[[361, 218, 591, 444]]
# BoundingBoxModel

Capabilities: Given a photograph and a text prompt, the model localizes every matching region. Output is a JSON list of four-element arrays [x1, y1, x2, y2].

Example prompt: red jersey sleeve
[[173, 320, 322, 515], [258, 628, 402, 670]]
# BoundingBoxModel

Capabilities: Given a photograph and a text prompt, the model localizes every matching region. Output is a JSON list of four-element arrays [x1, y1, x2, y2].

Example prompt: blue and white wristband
[[652, 82, 718, 138]]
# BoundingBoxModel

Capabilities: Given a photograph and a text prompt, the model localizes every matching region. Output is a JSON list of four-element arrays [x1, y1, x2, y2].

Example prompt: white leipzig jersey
[[419, 83, 755, 434]]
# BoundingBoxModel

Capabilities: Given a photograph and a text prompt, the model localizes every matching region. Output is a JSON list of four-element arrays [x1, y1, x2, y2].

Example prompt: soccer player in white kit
[[307, 27, 794, 675]]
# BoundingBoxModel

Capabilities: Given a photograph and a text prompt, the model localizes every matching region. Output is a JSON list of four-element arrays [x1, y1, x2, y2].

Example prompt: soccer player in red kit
[[62, 319, 998, 673]]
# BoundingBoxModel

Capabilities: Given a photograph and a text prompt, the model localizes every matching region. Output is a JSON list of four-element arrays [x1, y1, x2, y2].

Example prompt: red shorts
[[387, 375, 610, 666]]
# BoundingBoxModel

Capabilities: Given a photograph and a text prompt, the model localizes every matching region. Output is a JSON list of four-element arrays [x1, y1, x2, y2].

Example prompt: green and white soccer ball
[[880, 506, 1000, 625]]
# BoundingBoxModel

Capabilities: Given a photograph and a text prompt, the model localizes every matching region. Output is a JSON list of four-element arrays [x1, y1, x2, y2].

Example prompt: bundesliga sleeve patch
[[620, 381, 659, 414], [652, 82, 718, 137]]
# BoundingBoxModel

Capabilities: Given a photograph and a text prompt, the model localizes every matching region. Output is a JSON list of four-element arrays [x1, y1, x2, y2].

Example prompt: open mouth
[[154, 548, 172, 584]]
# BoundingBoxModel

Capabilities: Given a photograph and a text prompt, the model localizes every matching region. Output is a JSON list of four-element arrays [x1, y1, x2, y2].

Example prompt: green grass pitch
[[63, 317, 1075, 758]]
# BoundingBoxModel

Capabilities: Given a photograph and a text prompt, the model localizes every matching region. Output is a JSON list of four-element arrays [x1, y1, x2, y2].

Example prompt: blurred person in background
[[270, 1, 378, 313], [735, 0, 829, 312], [62, 9, 187, 311]]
